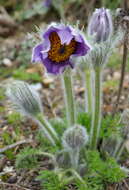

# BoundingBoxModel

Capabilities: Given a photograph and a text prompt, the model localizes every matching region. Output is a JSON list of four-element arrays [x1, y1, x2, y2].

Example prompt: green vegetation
[[2, 132, 15, 159], [37, 170, 69, 190], [13, 67, 42, 82], [7, 112, 23, 138], [35, 131, 59, 153], [102, 0, 122, 9], [14, 112, 126, 189], [77, 112, 121, 139], [100, 114, 121, 138], [7, 112, 22, 125], [17, 1, 48, 21], [0, 66, 42, 82], [76, 151, 126, 190], [15, 147, 40, 169], [108, 53, 122, 69], [0, 88, 5, 101], [86, 151, 126, 183], [77, 112, 91, 132], [103, 79, 119, 89], [108, 52, 129, 71], [1, 112, 23, 159], [16, 147, 126, 190], [0, 67, 13, 80], [0, 106, 5, 113]]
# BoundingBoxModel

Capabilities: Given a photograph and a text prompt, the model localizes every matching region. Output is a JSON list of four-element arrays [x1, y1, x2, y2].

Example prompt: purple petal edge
[[32, 43, 43, 62], [42, 58, 73, 75]]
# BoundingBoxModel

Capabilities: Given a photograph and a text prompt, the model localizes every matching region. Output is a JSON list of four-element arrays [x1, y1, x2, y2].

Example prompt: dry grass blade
[[0, 139, 33, 154]]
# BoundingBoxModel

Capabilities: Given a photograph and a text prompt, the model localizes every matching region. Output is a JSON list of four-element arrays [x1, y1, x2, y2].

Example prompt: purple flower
[[43, 0, 52, 8], [32, 23, 90, 75], [88, 8, 113, 43]]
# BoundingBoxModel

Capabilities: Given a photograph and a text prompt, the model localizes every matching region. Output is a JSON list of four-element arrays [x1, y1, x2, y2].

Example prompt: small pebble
[[7, 175, 17, 184], [2, 58, 12, 67]]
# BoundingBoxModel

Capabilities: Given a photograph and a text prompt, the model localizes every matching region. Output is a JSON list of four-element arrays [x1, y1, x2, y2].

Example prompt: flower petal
[[32, 43, 43, 62], [74, 42, 90, 56], [41, 38, 51, 59], [43, 58, 73, 75], [43, 26, 59, 39], [57, 27, 73, 45]]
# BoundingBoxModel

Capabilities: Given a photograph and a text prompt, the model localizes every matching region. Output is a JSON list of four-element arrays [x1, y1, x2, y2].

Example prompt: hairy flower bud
[[88, 8, 113, 43], [6, 80, 42, 117], [62, 125, 88, 150]]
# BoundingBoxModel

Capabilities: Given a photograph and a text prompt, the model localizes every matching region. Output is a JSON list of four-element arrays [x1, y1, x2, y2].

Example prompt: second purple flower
[[32, 23, 90, 75]]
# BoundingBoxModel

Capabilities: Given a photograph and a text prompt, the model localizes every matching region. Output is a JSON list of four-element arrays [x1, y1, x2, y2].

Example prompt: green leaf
[[37, 170, 68, 190], [15, 147, 41, 169]]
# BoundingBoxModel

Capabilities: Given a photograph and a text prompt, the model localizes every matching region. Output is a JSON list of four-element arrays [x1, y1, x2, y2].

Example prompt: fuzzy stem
[[33, 151, 57, 167], [90, 67, 102, 149], [114, 139, 126, 161], [38, 151, 55, 161], [70, 169, 87, 186], [61, 70, 76, 127], [83, 69, 93, 114], [36, 113, 59, 145], [69, 149, 79, 170], [36, 120, 56, 145], [60, 168, 86, 186], [112, 139, 123, 158], [59, 4, 65, 21]]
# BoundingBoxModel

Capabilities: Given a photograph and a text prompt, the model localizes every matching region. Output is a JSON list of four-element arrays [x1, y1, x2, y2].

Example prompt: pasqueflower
[[32, 23, 90, 74]]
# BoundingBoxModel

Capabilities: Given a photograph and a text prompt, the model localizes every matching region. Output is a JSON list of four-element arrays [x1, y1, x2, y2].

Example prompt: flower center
[[58, 46, 66, 54], [48, 32, 77, 63]]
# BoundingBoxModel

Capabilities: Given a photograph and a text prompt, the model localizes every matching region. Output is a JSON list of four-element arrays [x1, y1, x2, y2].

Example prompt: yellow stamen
[[48, 32, 77, 63]]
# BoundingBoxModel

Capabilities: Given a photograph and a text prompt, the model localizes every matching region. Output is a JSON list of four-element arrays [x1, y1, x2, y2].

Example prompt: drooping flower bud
[[88, 8, 113, 43], [62, 125, 89, 150], [6, 80, 43, 118]]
